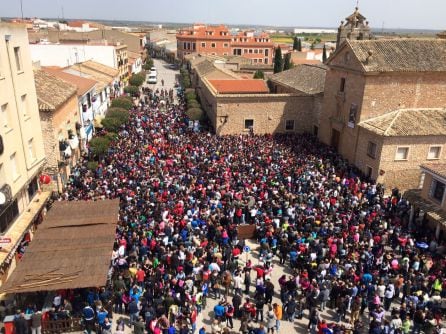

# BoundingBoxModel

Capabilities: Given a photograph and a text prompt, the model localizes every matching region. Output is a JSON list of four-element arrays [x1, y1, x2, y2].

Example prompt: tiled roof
[[421, 164, 446, 180], [65, 62, 117, 91], [346, 39, 446, 72], [34, 70, 77, 111], [80, 60, 119, 78], [359, 108, 446, 136], [195, 60, 219, 77], [208, 79, 269, 94], [269, 64, 327, 95], [43, 67, 97, 97]]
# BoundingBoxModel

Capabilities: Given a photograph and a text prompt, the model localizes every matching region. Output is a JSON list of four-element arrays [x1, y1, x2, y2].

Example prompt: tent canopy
[[0, 199, 120, 294]]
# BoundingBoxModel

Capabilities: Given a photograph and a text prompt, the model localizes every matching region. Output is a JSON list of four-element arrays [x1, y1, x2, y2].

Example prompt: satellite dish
[[0, 192, 6, 205]]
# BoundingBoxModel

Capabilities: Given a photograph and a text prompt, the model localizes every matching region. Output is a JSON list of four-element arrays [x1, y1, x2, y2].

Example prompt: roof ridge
[[384, 109, 402, 136]]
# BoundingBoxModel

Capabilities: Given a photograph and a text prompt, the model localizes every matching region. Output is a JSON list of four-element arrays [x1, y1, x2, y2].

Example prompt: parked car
[[148, 74, 157, 84]]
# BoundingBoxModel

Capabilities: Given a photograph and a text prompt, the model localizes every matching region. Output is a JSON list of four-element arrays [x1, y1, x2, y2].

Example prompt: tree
[[297, 39, 302, 51], [107, 108, 130, 123], [101, 117, 124, 133], [124, 85, 140, 97], [129, 73, 145, 87], [111, 97, 133, 110], [293, 36, 299, 51], [322, 44, 328, 63], [253, 70, 265, 79], [283, 53, 293, 71], [273, 47, 283, 74], [89, 137, 111, 158]]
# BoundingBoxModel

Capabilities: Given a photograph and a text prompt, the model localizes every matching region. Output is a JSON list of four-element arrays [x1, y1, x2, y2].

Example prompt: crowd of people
[[23, 75, 446, 334]]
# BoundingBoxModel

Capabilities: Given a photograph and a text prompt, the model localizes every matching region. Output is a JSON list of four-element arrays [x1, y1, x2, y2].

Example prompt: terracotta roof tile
[[34, 70, 77, 111], [269, 64, 327, 95], [421, 164, 446, 180], [359, 108, 446, 136], [208, 79, 269, 94], [43, 67, 97, 96], [346, 39, 446, 72]]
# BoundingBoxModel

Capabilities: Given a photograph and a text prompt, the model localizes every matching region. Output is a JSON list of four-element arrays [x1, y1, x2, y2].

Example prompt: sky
[[1, 0, 444, 30]]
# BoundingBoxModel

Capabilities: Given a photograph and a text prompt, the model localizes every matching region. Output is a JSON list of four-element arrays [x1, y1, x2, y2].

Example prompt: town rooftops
[[34, 70, 77, 111], [344, 39, 446, 72], [208, 79, 269, 94], [65, 61, 118, 91], [359, 108, 446, 136], [269, 64, 327, 95], [421, 164, 446, 180], [43, 67, 97, 97]]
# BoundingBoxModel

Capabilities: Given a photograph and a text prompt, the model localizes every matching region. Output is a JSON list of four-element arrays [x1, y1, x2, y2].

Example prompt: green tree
[[89, 137, 111, 158], [273, 47, 283, 74], [322, 44, 328, 62], [297, 39, 302, 51], [101, 117, 124, 133], [253, 70, 265, 79], [107, 108, 130, 123], [111, 97, 133, 110], [124, 85, 140, 97], [293, 36, 299, 50], [283, 53, 293, 71], [129, 73, 145, 87]]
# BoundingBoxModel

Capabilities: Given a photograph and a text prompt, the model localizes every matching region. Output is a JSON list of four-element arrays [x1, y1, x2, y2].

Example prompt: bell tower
[[336, 6, 372, 48]]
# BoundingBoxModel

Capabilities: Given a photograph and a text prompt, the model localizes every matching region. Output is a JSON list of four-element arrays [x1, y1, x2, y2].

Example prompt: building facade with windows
[[0, 23, 49, 282], [318, 38, 446, 190], [34, 69, 80, 192], [176, 24, 274, 65]]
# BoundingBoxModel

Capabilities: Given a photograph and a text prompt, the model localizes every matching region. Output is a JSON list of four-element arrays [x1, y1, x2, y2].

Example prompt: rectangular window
[[244, 49, 248, 54], [86, 92, 92, 108], [1, 103, 9, 128], [428, 146, 441, 160], [431, 179, 445, 202], [192, 43, 196, 51], [21, 94, 28, 117], [211, 43, 216, 48], [340, 78, 346, 92], [254, 49, 258, 54], [201, 42, 206, 48], [253, 59, 258, 63], [249, 49, 253, 54], [14, 47, 22, 72], [367, 141, 377, 158], [285, 120, 295, 131], [264, 58, 268, 64], [10, 152, 19, 181], [223, 43, 229, 48], [244, 119, 254, 130], [28, 138, 36, 162], [259, 49, 263, 54], [258, 59, 263, 63], [265, 49, 269, 57], [395, 147, 409, 161]]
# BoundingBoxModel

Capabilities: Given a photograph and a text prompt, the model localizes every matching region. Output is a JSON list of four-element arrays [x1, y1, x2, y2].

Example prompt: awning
[[404, 189, 446, 226], [0, 199, 119, 294]]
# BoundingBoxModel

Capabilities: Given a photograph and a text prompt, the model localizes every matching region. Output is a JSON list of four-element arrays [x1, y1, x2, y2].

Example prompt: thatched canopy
[[0, 199, 119, 294]]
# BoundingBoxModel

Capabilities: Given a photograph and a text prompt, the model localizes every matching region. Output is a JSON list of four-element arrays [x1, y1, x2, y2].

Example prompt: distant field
[[271, 33, 338, 45]]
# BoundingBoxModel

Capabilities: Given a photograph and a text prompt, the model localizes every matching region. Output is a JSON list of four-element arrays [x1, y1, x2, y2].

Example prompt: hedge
[[185, 91, 197, 101], [187, 99, 200, 109], [87, 161, 99, 171], [111, 97, 133, 110]]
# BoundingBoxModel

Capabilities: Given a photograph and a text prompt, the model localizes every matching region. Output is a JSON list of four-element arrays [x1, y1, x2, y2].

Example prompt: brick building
[[192, 58, 323, 135], [176, 24, 274, 65], [318, 38, 446, 190], [336, 7, 372, 48], [34, 70, 80, 192]]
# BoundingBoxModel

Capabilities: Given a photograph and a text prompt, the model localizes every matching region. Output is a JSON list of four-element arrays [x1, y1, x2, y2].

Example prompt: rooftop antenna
[[20, 0, 24, 19], [61, 6, 65, 19]]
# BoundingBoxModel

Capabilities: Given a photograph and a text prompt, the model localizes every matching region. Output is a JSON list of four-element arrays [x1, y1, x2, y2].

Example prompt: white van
[[148, 73, 157, 84]]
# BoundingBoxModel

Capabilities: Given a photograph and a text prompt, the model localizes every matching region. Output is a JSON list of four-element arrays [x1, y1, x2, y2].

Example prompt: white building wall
[[30, 44, 117, 68]]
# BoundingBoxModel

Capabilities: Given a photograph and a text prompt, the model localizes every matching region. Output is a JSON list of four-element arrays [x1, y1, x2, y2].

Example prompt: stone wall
[[378, 136, 446, 191]]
